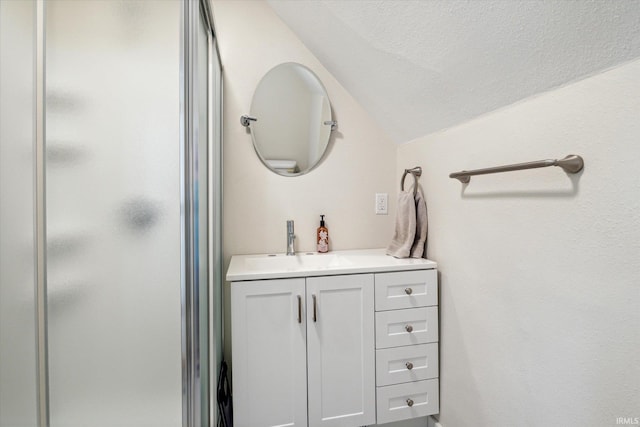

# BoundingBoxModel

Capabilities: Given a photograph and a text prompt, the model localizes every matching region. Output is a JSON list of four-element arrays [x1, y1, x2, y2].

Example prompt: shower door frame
[[182, 0, 222, 427], [34, 2, 48, 426]]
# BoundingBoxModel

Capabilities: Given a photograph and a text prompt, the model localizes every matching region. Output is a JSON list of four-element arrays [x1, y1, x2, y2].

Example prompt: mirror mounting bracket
[[240, 115, 257, 127], [323, 120, 338, 131], [241, 115, 336, 132]]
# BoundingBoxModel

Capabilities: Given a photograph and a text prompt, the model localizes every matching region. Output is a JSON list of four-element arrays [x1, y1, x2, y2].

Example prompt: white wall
[[212, 0, 397, 363], [398, 60, 640, 426]]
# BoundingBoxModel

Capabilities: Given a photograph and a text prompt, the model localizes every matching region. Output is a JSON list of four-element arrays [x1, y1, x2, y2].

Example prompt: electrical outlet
[[375, 193, 388, 215]]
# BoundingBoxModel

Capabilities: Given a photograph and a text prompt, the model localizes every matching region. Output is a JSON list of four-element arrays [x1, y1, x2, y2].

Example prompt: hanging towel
[[386, 191, 417, 258], [410, 187, 428, 258]]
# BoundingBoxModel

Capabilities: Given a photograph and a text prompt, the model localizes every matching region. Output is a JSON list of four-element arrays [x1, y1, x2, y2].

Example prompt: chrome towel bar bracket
[[449, 154, 584, 184]]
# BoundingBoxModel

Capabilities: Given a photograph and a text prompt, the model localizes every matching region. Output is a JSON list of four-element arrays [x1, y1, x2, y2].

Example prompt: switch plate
[[375, 193, 388, 215]]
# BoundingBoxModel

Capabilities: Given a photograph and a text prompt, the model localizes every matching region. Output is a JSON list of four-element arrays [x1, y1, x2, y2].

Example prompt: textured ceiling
[[266, 0, 640, 144]]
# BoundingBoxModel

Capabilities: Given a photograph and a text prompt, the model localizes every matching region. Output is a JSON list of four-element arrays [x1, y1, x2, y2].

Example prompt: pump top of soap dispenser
[[320, 215, 325, 227]]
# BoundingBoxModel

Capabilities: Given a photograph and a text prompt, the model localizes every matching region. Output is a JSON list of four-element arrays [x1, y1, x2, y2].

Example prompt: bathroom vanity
[[227, 249, 439, 426]]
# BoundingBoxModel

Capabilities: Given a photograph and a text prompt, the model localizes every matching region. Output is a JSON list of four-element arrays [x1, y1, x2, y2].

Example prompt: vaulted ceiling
[[267, 0, 640, 144]]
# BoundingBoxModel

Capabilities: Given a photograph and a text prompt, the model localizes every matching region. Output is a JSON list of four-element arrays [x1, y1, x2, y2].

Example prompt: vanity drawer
[[375, 307, 438, 349], [376, 379, 439, 424], [376, 343, 439, 386], [375, 270, 437, 311]]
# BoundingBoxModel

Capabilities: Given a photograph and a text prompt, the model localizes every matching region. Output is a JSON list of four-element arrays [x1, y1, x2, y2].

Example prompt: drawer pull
[[406, 362, 414, 370], [297, 295, 302, 323], [404, 287, 413, 295], [406, 398, 414, 407], [405, 324, 413, 333]]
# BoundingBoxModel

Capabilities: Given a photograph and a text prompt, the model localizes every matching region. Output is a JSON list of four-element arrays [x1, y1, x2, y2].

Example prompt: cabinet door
[[306, 274, 375, 427], [231, 278, 307, 427]]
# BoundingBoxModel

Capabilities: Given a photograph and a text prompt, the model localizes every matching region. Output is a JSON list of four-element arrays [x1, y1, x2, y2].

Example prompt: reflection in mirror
[[249, 63, 334, 176]]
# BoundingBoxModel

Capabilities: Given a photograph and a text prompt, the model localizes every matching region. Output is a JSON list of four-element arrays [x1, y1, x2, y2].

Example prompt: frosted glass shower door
[[0, 1, 38, 425], [45, 1, 182, 425]]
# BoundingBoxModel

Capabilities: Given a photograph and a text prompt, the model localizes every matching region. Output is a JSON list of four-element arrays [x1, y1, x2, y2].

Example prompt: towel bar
[[449, 155, 584, 184]]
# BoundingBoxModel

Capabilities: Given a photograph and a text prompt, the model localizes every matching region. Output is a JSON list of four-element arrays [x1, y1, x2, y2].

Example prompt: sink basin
[[226, 248, 437, 281], [245, 253, 353, 272]]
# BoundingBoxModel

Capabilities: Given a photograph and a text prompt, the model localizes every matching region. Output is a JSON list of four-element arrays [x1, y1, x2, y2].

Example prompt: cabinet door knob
[[406, 398, 414, 407], [406, 362, 414, 370], [405, 324, 413, 333], [404, 287, 413, 295]]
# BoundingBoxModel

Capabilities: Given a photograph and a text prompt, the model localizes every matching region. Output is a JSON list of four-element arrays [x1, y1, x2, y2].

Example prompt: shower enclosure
[[0, 0, 222, 426]]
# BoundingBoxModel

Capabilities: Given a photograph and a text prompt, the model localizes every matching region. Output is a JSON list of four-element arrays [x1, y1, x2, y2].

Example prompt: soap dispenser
[[317, 215, 329, 253]]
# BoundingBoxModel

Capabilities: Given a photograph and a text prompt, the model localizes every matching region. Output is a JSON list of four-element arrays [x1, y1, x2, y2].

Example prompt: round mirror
[[249, 63, 333, 176]]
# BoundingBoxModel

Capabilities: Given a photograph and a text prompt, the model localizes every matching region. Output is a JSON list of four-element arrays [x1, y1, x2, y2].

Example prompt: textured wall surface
[[397, 59, 640, 427], [212, 0, 398, 365], [268, 0, 640, 144]]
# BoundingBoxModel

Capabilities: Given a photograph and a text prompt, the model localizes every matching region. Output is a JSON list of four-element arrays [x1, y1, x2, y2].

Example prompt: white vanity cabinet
[[227, 249, 439, 427], [231, 274, 376, 427]]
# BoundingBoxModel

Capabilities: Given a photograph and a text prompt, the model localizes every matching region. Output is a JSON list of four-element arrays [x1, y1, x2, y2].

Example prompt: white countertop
[[226, 248, 437, 281]]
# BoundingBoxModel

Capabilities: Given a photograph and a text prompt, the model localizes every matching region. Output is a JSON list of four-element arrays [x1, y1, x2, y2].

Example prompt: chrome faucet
[[286, 220, 295, 256]]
